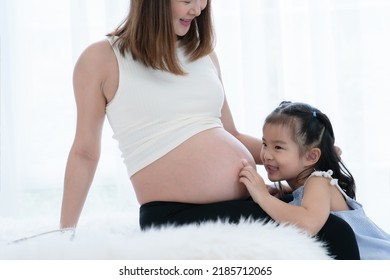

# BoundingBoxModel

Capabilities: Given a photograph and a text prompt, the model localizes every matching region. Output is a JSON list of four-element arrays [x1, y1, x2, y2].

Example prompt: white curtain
[[1, 0, 389, 231], [0, 0, 132, 220]]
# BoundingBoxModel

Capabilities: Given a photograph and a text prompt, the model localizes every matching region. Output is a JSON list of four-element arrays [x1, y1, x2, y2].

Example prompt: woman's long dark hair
[[265, 101, 356, 199]]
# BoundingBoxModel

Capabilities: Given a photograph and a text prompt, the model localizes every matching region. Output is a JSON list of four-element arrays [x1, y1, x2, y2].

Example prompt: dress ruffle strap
[[310, 170, 339, 186]]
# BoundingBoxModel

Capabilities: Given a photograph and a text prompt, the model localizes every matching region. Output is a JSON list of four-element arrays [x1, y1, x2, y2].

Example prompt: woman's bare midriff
[[130, 127, 256, 205]]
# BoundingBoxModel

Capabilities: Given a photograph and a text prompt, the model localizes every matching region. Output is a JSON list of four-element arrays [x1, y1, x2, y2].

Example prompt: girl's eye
[[275, 145, 283, 150]]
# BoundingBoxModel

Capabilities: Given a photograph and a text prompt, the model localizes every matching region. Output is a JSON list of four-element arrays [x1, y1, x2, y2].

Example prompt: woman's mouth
[[180, 18, 192, 27]]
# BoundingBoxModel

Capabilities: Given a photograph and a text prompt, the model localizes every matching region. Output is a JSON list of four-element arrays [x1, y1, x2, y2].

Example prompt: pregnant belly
[[131, 128, 256, 204]]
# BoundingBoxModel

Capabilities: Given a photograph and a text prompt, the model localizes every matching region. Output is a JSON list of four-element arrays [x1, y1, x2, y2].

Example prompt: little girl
[[239, 101, 390, 259]]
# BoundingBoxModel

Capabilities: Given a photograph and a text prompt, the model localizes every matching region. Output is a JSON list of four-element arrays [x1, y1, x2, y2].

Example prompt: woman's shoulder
[[73, 38, 119, 102], [77, 38, 115, 64], [208, 50, 222, 79], [74, 38, 117, 78]]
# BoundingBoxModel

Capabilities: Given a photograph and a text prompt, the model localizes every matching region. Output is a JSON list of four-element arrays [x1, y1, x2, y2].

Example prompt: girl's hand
[[239, 160, 269, 203]]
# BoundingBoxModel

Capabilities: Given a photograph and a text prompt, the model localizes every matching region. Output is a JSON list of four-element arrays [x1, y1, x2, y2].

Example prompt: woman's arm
[[60, 41, 112, 229], [209, 51, 263, 164], [239, 162, 331, 235]]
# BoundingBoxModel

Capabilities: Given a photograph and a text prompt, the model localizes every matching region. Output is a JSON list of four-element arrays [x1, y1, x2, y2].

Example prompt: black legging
[[140, 198, 360, 260]]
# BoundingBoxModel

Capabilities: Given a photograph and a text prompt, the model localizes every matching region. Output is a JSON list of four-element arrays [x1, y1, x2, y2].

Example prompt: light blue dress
[[289, 170, 390, 260]]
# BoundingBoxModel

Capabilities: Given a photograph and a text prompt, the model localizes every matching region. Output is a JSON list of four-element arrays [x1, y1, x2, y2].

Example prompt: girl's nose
[[262, 149, 273, 161]]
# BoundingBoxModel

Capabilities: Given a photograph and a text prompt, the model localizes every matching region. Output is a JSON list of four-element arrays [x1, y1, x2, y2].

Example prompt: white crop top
[[105, 37, 224, 177]]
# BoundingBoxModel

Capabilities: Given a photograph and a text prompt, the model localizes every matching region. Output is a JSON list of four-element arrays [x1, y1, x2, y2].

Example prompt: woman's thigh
[[139, 199, 270, 229], [139, 199, 360, 260], [317, 214, 360, 260]]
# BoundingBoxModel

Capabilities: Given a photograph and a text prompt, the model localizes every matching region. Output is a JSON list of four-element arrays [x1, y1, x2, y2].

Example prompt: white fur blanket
[[0, 216, 331, 260]]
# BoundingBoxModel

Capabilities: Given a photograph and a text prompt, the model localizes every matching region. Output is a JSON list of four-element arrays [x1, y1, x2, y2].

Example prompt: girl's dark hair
[[266, 101, 356, 199], [108, 0, 215, 75]]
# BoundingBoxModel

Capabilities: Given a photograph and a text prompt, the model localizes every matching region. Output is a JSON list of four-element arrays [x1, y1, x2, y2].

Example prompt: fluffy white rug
[[0, 215, 331, 260]]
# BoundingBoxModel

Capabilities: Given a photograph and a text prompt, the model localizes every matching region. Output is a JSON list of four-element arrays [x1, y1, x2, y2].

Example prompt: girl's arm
[[239, 162, 332, 235]]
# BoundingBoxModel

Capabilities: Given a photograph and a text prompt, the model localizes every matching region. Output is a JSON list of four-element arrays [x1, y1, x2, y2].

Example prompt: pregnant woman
[[60, 0, 360, 259]]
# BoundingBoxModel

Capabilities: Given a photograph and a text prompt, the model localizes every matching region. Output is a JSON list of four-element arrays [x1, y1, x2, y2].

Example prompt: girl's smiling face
[[171, 0, 208, 36], [261, 123, 308, 188]]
